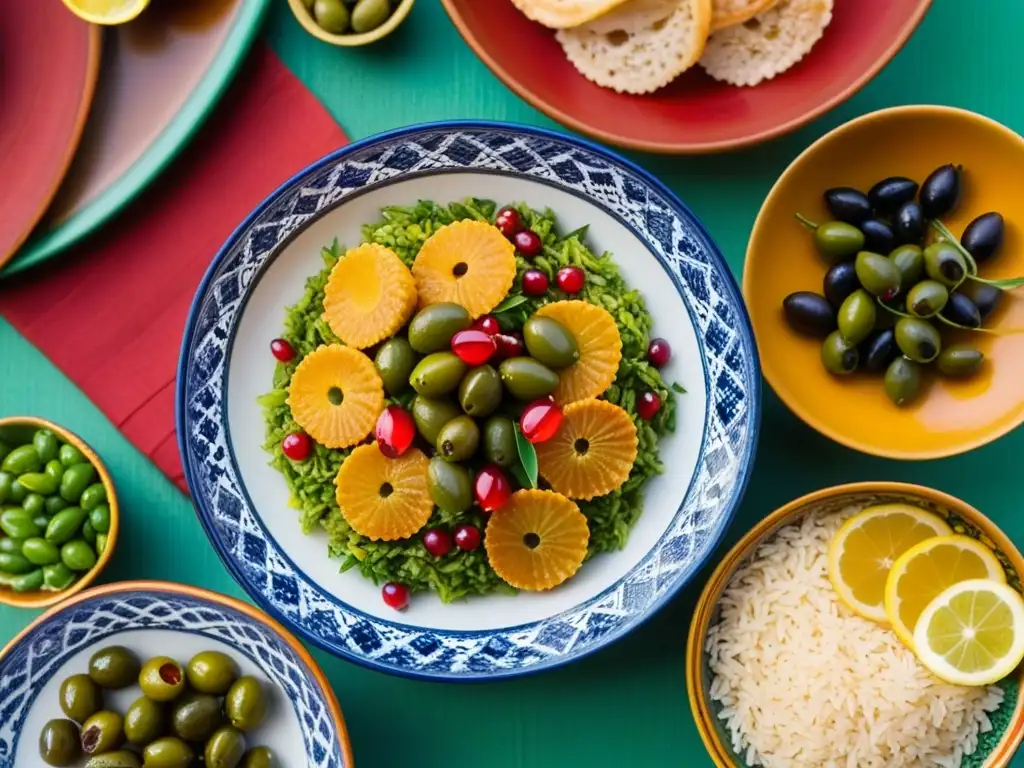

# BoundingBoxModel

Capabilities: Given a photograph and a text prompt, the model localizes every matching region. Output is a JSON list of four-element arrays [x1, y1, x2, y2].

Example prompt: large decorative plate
[[177, 122, 761, 680]]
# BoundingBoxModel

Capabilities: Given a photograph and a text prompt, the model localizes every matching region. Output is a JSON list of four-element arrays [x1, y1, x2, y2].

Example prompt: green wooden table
[[3, 1, 1023, 764]]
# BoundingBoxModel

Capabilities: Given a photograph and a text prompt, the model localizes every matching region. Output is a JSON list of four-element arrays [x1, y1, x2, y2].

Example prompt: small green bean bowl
[[288, 0, 415, 47], [0, 417, 118, 609]]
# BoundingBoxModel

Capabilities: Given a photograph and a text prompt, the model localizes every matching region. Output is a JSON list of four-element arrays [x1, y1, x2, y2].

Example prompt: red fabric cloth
[[0, 43, 348, 493]]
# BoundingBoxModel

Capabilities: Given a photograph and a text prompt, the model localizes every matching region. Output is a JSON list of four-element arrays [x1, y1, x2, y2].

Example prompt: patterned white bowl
[[176, 122, 761, 680], [0, 581, 352, 767]]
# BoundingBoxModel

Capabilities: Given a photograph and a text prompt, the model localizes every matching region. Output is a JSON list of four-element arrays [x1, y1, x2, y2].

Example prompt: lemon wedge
[[913, 578, 1024, 686], [827, 503, 952, 622], [61, 0, 149, 25], [885, 535, 1006, 648]]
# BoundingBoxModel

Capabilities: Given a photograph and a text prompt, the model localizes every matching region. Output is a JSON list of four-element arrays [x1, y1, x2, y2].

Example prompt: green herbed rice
[[258, 198, 679, 603]]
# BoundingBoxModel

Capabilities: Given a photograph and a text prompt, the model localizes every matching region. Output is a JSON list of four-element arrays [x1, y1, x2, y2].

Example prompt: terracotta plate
[[4, 0, 270, 275], [0, 6, 99, 269], [441, 0, 931, 154]]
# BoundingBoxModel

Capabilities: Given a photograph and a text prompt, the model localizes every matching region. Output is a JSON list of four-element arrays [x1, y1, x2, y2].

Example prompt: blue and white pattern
[[0, 589, 346, 767], [176, 122, 761, 680]]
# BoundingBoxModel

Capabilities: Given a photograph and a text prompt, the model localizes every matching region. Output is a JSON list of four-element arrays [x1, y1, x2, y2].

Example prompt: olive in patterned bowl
[[686, 482, 1024, 768]]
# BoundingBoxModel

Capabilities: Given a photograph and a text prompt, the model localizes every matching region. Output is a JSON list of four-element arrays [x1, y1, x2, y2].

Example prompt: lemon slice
[[61, 0, 149, 25], [913, 578, 1024, 686], [885, 535, 1006, 648], [827, 503, 952, 622]]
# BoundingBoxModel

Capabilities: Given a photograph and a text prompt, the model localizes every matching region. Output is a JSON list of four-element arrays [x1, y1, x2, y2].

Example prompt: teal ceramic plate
[[3, 0, 270, 276]]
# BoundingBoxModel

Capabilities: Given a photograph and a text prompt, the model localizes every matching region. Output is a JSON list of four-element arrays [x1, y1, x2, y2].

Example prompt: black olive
[[861, 329, 899, 373], [960, 212, 1004, 263], [868, 177, 919, 216], [824, 187, 872, 225], [919, 164, 962, 219], [942, 292, 982, 328], [822, 262, 860, 309], [894, 201, 925, 245], [782, 292, 837, 337], [859, 219, 896, 255], [959, 282, 1003, 321]]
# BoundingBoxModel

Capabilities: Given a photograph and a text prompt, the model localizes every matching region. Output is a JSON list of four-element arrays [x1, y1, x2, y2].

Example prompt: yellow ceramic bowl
[[0, 417, 118, 608], [288, 0, 414, 46], [686, 482, 1024, 768], [745, 106, 1024, 459]]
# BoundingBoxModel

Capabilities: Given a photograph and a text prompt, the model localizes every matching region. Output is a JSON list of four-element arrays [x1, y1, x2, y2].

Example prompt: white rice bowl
[[706, 507, 1004, 768]]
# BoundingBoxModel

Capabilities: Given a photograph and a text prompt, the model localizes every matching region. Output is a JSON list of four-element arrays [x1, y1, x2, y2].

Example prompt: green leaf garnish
[[968, 275, 1024, 290], [513, 424, 538, 489], [671, 382, 687, 394], [794, 212, 819, 232], [934, 314, 997, 334], [492, 294, 531, 314], [560, 225, 590, 243]]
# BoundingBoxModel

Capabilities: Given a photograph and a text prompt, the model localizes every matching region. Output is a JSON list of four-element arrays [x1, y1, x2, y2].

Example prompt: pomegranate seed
[[520, 400, 564, 444], [472, 315, 501, 336], [474, 465, 511, 512], [522, 269, 549, 297], [451, 329, 497, 365], [423, 528, 453, 557], [513, 230, 543, 258], [637, 391, 662, 421], [282, 432, 312, 461], [375, 405, 416, 458], [493, 332, 525, 360], [382, 582, 410, 610], [270, 338, 296, 362], [647, 338, 672, 368], [556, 266, 585, 294], [454, 524, 481, 551], [494, 207, 523, 239]]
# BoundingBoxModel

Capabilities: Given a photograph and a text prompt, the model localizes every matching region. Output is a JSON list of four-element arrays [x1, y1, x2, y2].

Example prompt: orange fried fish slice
[[323, 243, 418, 349], [411, 220, 516, 318], [485, 489, 590, 591], [287, 345, 384, 449], [535, 301, 622, 403], [336, 444, 432, 541], [535, 399, 638, 500]]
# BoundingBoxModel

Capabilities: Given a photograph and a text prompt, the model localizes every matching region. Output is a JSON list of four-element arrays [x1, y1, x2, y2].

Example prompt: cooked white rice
[[706, 507, 1004, 768]]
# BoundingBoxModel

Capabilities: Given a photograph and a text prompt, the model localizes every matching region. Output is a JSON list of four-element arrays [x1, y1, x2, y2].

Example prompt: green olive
[[351, 0, 391, 32], [60, 673, 103, 723], [924, 242, 968, 287], [813, 221, 865, 263], [906, 280, 949, 318], [435, 415, 480, 462], [88, 646, 141, 689], [411, 396, 462, 447], [142, 737, 195, 768], [59, 444, 87, 468], [889, 244, 924, 288], [22, 537, 61, 566], [482, 415, 517, 467], [854, 251, 902, 300], [523, 316, 580, 369], [407, 303, 472, 354], [884, 357, 923, 406], [427, 458, 472, 515], [374, 338, 419, 397], [821, 331, 859, 375], [39, 718, 80, 767], [124, 695, 165, 745], [186, 650, 240, 695], [241, 747, 275, 768], [84, 750, 141, 768], [138, 656, 186, 702], [205, 725, 248, 768], [225, 676, 268, 732], [313, 0, 350, 33], [43, 562, 76, 590], [458, 365, 502, 418], [33, 430, 60, 463], [80, 710, 124, 755], [937, 344, 985, 377], [498, 357, 560, 400], [2, 444, 41, 474], [170, 691, 224, 742], [895, 318, 941, 363], [837, 289, 876, 345], [409, 352, 468, 397]]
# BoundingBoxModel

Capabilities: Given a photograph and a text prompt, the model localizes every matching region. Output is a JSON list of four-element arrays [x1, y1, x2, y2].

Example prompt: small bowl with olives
[[745, 105, 1024, 459], [0, 580, 353, 767], [288, 0, 414, 46], [0, 417, 119, 609]]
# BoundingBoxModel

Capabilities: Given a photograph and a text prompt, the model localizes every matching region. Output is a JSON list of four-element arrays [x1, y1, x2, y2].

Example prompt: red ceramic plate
[[0, 6, 99, 267], [441, 0, 931, 154]]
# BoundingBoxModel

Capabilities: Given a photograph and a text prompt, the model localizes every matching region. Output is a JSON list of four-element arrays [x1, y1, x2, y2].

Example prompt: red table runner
[[0, 43, 348, 493]]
